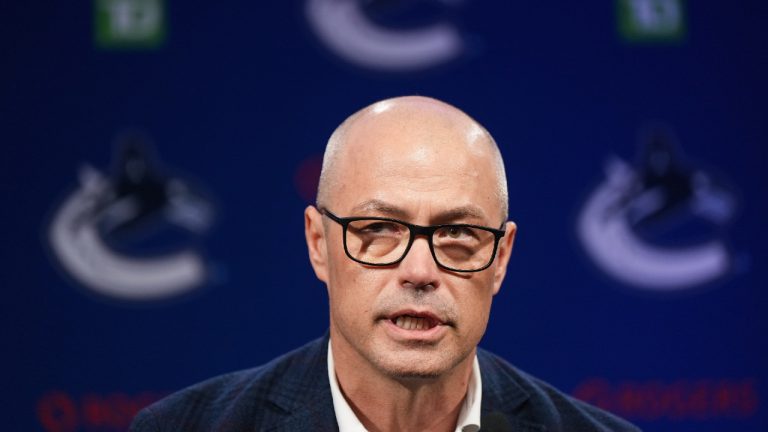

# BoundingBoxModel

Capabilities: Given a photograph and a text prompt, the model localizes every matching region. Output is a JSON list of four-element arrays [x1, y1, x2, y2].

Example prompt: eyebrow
[[349, 199, 490, 224], [434, 206, 488, 224], [350, 199, 409, 218]]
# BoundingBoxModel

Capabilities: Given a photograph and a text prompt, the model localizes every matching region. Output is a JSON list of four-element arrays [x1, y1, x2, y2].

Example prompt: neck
[[330, 334, 475, 432]]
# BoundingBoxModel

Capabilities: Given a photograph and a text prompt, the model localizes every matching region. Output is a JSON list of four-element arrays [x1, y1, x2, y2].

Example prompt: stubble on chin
[[364, 335, 474, 382]]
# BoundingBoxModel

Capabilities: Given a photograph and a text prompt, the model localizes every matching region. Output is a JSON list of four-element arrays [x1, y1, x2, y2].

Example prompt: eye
[[354, 221, 404, 235], [447, 227, 462, 238], [364, 222, 391, 232], [441, 226, 476, 240]]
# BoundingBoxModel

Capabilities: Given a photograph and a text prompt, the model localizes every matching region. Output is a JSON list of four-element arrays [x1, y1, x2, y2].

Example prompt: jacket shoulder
[[129, 336, 330, 432], [478, 349, 641, 432]]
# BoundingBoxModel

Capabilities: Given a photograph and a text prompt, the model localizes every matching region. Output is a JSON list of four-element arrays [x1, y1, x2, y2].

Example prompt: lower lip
[[381, 319, 449, 342]]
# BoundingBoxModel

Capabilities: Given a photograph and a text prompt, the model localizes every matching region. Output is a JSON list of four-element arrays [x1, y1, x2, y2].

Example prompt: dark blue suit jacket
[[130, 335, 640, 431]]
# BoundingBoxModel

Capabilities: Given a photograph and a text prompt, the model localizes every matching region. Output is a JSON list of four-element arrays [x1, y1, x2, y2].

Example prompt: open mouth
[[389, 313, 442, 331]]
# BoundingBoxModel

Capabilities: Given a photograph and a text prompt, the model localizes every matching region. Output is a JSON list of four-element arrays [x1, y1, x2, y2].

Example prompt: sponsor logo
[[47, 133, 214, 302], [616, 0, 686, 42], [573, 378, 759, 421], [305, 0, 466, 71], [577, 125, 736, 291], [37, 390, 167, 432], [294, 154, 323, 203], [95, 0, 166, 49]]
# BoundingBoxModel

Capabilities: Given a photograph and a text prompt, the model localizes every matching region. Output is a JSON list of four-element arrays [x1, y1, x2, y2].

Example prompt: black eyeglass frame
[[319, 208, 506, 273]]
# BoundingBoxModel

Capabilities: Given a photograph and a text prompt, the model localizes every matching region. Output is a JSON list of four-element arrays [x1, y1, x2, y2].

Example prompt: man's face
[[306, 101, 515, 380]]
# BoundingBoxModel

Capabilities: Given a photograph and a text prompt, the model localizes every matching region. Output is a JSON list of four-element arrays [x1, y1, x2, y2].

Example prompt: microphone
[[480, 411, 512, 431]]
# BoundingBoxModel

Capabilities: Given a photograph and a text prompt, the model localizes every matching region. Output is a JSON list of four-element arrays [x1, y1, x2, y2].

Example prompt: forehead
[[331, 103, 502, 222]]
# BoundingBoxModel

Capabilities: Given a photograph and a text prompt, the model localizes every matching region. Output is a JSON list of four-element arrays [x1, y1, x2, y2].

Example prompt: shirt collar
[[327, 340, 482, 432]]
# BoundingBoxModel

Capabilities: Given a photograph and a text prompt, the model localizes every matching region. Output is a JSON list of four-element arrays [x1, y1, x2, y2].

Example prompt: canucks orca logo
[[305, 0, 466, 71], [577, 126, 737, 291], [47, 135, 214, 301]]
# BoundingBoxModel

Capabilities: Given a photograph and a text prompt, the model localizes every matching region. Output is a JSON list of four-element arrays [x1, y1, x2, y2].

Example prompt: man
[[130, 96, 639, 431]]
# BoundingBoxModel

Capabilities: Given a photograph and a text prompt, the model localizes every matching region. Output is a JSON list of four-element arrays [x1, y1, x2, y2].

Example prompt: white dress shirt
[[327, 340, 482, 432]]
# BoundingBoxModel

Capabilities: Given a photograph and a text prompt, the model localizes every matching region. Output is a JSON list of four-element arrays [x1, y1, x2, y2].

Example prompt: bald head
[[317, 96, 508, 222]]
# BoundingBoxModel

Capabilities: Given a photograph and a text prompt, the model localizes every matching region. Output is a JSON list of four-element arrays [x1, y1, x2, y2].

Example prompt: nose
[[397, 235, 440, 292]]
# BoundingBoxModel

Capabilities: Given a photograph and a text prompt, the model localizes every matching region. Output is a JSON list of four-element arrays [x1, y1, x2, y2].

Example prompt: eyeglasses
[[319, 208, 506, 273]]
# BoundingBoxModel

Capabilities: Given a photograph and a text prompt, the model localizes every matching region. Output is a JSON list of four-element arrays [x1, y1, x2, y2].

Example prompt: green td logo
[[617, 0, 686, 43], [95, 0, 166, 49]]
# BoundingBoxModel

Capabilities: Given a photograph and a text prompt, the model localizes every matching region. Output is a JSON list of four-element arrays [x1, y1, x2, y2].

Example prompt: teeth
[[394, 315, 432, 330]]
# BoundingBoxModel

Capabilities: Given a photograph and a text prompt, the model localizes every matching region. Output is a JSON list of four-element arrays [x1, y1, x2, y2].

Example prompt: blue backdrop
[[2, 1, 766, 431]]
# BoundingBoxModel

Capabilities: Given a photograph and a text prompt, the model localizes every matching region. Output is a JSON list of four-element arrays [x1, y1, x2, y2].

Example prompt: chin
[[380, 363, 445, 381], [372, 347, 465, 381], [389, 370, 443, 381]]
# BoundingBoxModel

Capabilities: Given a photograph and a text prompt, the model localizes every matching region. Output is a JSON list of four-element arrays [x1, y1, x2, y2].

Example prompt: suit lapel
[[261, 334, 339, 432], [479, 350, 547, 432], [258, 338, 548, 432]]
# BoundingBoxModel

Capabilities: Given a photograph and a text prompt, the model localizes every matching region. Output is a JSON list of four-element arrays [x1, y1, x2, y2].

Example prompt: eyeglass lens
[[345, 219, 497, 271]]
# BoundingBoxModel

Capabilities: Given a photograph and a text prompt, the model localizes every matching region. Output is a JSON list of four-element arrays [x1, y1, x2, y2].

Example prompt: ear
[[491, 221, 516, 295], [305, 205, 329, 283]]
